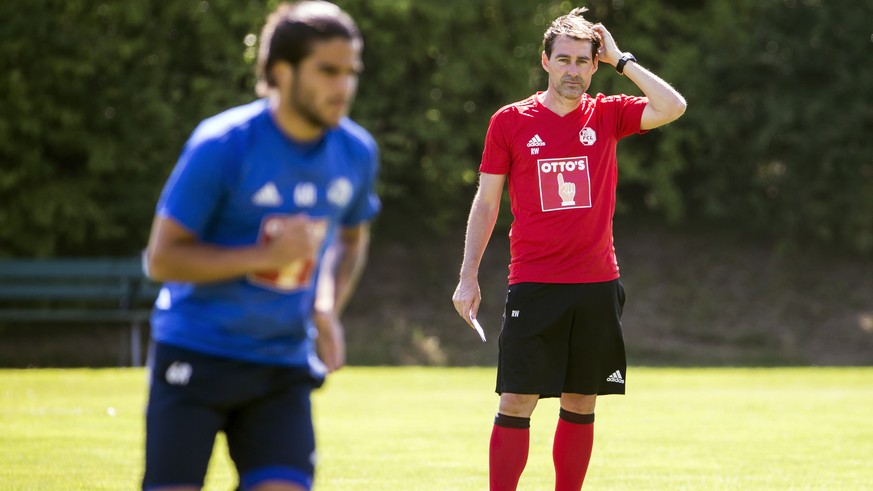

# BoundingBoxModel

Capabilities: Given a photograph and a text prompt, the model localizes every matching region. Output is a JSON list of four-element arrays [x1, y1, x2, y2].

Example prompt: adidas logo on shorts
[[606, 370, 625, 384]]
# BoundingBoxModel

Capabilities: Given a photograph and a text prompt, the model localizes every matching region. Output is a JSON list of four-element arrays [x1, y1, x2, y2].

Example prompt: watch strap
[[616, 52, 636, 75]]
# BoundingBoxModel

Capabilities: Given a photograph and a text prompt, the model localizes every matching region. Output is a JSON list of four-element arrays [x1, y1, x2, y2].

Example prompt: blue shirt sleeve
[[341, 132, 381, 227], [156, 131, 237, 237]]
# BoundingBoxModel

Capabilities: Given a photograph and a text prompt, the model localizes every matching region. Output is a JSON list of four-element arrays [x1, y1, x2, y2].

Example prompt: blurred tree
[[0, 0, 261, 256], [1, 0, 871, 257], [652, 0, 873, 254]]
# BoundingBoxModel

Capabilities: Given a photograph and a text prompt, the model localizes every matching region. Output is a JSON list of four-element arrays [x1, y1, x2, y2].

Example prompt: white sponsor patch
[[536, 156, 592, 211]]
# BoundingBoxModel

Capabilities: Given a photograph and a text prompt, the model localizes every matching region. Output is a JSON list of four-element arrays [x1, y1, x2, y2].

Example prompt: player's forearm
[[332, 226, 370, 315], [146, 241, 270, 283], [623, 61, 686, 125], [459, 195, 500, 281]]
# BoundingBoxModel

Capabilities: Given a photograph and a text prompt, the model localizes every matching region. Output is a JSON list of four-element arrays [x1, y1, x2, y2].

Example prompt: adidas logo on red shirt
[[526, 134, 546, 147]]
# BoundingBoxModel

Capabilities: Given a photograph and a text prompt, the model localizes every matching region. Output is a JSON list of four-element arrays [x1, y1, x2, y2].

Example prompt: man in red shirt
[[452, 8, 686, 490]]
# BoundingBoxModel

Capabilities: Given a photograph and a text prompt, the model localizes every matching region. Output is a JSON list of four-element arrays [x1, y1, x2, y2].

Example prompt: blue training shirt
[[150, 99, 380, 366]]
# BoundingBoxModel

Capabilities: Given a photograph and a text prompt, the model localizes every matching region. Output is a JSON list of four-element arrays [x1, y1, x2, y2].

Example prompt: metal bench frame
[[0, 258, 159, 366]]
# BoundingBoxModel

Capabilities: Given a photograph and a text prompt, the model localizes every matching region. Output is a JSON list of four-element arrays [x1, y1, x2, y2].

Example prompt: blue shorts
[[142, 342, 324, 490], [496, 280, 628, 398]]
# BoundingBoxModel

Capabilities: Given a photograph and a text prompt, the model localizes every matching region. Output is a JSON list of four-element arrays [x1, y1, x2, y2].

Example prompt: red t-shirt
[[480, 92, 648, 284]]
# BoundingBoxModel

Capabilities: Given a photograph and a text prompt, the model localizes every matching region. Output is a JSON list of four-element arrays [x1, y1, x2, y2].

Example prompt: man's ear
[[271, 61, 294, 87], [541, 51, 549, 72]]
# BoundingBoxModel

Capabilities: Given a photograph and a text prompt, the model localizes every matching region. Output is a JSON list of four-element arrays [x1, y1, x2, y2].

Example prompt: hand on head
[[592, 23, 621, 66]]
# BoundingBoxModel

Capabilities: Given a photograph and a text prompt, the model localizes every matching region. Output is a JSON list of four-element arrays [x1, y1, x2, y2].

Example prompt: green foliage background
[[1, 0, 871, 257]]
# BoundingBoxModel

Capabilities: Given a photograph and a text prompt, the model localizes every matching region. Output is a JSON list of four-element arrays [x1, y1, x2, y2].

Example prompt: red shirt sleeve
[[615, 94, 649, 139], [479, 109, 512, 174]]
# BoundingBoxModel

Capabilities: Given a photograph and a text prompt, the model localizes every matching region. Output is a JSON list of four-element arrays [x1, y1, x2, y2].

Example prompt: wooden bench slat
[[0, 284, 151, 300], [0, 258, 145, 278], [0, 308, 152, 322]]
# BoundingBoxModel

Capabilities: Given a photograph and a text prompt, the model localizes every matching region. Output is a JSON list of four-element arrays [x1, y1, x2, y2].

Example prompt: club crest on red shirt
[[579, 127, 597, 146]]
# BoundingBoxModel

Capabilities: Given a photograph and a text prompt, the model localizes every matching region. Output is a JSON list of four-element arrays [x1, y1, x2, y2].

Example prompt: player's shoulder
[[334, 117, 378, 159], [596, 93, 621, 103], [337, 117, 377, 147], [188, 99, 269, 147], [593, 93, 646, 106], [491, 94, 539, 120]]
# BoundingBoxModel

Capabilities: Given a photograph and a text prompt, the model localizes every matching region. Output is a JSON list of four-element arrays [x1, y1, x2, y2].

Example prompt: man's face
[[542, 35, 598, 100], [280, 37, 362, 129]]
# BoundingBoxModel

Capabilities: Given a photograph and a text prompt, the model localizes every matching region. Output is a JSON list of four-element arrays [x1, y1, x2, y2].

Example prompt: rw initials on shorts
[[511, 310, 520, 318]]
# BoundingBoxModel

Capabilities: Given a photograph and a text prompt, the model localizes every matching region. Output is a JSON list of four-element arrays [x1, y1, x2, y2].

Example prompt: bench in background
[[0, 257, 160, 366]]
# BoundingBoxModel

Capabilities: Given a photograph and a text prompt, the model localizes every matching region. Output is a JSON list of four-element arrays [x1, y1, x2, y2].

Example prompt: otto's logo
[[538, 159, 586, 174], [536, 156, 592, 212], [579, 127, 596, 146]]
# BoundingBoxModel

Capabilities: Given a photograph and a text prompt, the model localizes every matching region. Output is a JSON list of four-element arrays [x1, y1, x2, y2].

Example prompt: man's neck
[[539, 89, 583, 117], [269, 95, 324, 142]]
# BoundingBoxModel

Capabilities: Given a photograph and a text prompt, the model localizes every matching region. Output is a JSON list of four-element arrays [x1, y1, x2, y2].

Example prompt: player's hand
[[592, 23, 622, 67], [314, 310, 345, 373], [262, 214, 328, 269], [558, 172, 576, 205], [452, 276, 481, 328]]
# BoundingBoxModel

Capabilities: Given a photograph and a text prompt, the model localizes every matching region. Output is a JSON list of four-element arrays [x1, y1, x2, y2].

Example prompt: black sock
[[559, 408, 595, 424], [494, 413, 531, 429]]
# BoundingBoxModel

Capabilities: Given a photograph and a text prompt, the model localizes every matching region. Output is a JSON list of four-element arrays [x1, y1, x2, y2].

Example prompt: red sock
[[489, 413, 530, 491], [553, 409, 595, 491]]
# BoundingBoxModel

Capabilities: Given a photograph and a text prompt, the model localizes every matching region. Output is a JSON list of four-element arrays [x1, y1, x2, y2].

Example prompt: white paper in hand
[[469, 311, 486, 342]]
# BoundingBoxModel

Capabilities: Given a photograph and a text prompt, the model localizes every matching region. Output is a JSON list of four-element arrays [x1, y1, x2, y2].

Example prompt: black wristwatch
[[616, 52, 636, 75]]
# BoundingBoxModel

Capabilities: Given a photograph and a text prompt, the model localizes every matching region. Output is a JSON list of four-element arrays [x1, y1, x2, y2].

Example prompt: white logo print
[[327, 177, 353, 207], [527, 134, 546, 147], [511, 310, 520, 318], [252, 182, 283, 207], [165, 361, 193, 386], [579, 127, 597, 146], [527, 134, 546, 154], [155, 287, 172, 310], [294, 182, 317, 207], [606, 370, 625, 384]]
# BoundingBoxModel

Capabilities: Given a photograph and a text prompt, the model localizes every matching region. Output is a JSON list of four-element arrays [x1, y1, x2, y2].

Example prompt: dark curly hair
[[256, 1, 361, 96]]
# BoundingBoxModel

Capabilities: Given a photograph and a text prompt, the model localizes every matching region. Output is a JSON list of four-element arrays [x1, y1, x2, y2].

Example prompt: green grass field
[[1, 367, 872, 490]]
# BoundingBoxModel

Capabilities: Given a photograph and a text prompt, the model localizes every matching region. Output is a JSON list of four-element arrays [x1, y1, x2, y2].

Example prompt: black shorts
[[142, 342, 324, 491], [496, 280, 627, 398]]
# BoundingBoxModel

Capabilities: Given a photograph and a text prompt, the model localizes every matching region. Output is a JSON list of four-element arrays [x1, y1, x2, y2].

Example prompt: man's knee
[[560, 393, 596, 414], [498, 393, 539, 418]]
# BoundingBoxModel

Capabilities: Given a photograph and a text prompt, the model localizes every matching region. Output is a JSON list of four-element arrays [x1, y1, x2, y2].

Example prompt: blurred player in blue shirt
[[141, 2, 379, 490]]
